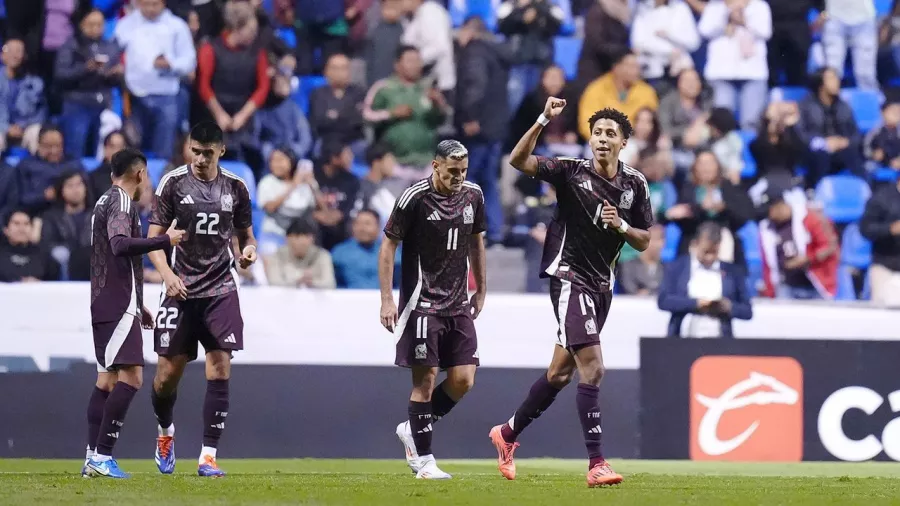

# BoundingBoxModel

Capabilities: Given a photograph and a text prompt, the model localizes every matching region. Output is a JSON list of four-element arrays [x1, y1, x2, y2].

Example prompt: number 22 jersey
[[150, 165, 253, 299]]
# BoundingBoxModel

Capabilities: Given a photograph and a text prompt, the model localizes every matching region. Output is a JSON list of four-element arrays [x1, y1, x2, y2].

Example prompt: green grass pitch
[[2, 458, 899, 505]]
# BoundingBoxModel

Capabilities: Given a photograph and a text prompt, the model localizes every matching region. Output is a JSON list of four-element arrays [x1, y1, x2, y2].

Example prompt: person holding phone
[[55, 8, 123, 158]]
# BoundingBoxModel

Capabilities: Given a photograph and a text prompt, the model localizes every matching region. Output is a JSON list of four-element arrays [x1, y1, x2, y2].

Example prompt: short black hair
[[808, 67, 837, 93], [365, 143, 391, 166], [110, 148, 148, 178], [356, 208, 381, 223], [610, 48, 635, 68], [706, 107, 738, 135], [103, 129, 126, 148], [4, 208, 30, 227], [53, 170, 87, 204], [434, 139, 468, 160], [286, 218, 318, 237], [38, 124, 62, 141], [189, 121, 224, 145], [587, 108, 633, 139], [396, 44, 419, 62], [695, 221, 723, 243], [320, 139, 348, 165]]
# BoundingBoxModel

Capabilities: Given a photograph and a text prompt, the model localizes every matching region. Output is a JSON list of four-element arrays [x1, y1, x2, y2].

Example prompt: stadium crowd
[[0, 0, 899, 307]]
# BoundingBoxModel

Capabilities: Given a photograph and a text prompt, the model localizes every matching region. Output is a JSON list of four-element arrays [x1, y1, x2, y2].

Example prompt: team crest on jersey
[[620, 188, 634, 210], [463, 203, 474, 224], [159, 332, 170, 348], [221, 193, 233, 212], [585, 318, 597, 335], [415, 344, 427, 360]]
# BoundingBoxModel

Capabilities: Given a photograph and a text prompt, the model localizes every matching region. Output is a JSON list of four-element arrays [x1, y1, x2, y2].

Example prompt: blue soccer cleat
[[81, 461, 92, 478], [198, 455, 226, 477], [86, 457, 130, 478], [155, 435, 176, 474]]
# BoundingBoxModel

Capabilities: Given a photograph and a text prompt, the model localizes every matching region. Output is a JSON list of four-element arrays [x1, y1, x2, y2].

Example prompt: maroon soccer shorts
[[93, 313, 144, 372], [549, 277, 613, 350], [395, 309, 480, 369], [153, 291, 244, 362]]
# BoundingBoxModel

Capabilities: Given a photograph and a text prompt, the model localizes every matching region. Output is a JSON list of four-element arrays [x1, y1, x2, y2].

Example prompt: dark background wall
[[0, 364, 639, 459]]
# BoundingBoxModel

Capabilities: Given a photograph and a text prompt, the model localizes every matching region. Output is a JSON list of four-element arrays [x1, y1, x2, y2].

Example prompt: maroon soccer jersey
[[384, 178, 486, 317], [535, 157, 654, 290], [150, 165, 253, 299], [90, 186, 143, 322]]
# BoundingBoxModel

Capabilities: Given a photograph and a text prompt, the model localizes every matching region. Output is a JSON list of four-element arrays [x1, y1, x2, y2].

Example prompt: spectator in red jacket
[[196, 0, 270, 162], [759, 185, 839, 300]]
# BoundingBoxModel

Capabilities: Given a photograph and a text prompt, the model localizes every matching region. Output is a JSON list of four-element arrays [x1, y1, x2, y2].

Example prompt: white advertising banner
[[2, 283, 898, 371]]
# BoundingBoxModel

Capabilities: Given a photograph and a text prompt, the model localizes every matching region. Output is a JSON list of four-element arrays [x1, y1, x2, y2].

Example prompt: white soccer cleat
[[415, 456, 452, 480], [396, 421, 424, 473]]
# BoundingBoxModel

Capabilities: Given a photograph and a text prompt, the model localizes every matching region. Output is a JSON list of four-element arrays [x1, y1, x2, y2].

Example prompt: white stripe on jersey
[[622, 163, 650, 195], [116, 187, 131, 214], [398, 181, 429, 209], [155, 166, 188, 196], [221, 168, 250, 193]]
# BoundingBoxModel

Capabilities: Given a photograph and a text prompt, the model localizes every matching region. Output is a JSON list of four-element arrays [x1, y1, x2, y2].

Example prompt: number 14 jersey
[[150, 165, 253, 299]]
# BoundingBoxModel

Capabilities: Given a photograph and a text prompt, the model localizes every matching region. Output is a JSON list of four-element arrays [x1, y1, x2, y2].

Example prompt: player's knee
[[580, 363, 605, 386], [449, 374, 475, 395], [546, 370, 573, 389], [117, 367, 143, 389]]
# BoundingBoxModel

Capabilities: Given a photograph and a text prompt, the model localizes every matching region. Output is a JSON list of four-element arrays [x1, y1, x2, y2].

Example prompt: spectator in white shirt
[[256, 148, 317, 255], [698, 0, 772, 130], [114, 0, 196, 159], [630, 0, 701, 95], [820, 0, 878, 91], [400, 0, 456, 95]]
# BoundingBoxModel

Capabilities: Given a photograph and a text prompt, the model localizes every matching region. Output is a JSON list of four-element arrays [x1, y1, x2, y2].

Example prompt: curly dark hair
[[587, 108, 634, 140]]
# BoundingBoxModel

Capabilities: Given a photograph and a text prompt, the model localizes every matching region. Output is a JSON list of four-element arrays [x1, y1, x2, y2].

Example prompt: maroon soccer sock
[[202, 379, 230, 448], [408, 401, 433, 457], [95, 382, 138, 456], [151, 388, 177, 429], [501, 374, 561, 443], [576, 383, 604, 468], [430, 381, 458, 423], [86, 386, 110, 452]]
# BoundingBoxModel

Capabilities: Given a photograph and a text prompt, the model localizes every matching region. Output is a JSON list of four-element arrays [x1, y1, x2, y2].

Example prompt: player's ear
[[431, 159, 439, 173], [219, 145, 226, 157]]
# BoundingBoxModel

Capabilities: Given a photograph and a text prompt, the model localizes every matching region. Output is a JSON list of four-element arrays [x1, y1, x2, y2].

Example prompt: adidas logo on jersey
[[180, 195, 195, 204], [427, 211, 441, 221], [224, 333, 237, 344], [579, 180, 593, 192]]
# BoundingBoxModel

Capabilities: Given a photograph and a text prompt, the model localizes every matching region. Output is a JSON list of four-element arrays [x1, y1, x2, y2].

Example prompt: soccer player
[[147, 122, 257, 477], [84, 148, 186, 478], [379, 140, 487, 480], [488, 99, 653, 487]]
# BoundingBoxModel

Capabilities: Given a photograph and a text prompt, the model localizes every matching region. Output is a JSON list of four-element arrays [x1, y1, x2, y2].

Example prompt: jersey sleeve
[[233, 180, 253, 230], [150, 178, 176, 227], [105, 194, 134, 239], [384, 196, 414, 241], [473, 190, 486, 235], [631, 175, 655, 231], [535, 156, 578, 187]]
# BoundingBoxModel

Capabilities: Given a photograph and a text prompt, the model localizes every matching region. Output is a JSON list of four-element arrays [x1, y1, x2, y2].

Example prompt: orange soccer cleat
[[489, 425, 520, 480], [586, 460, 623, 487]]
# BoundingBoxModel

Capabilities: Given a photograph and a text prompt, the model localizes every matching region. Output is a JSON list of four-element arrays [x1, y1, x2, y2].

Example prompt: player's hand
[[784, 255, 809, 270], [543, 97, 566, 119], [165, 219, 186, 246], [890, 220, 900, 236], [380, 299, 398, 333], [600, 200, 621, 230], [163, 271, 188, 300], [140, 305, 155, 329], [238, 245, 258, 269], [469, 291, 486, 319]]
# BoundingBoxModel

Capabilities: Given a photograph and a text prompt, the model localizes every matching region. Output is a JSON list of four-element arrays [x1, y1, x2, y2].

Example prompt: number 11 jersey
[[150, 165, 253, 299]]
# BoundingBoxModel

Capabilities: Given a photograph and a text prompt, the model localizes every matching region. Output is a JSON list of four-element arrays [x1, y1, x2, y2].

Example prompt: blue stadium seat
[[815, 174, 871, 223], [873, 166, 899, 182], [252, 208, 265, 239], [294, 75, 327, 116], [81, 157, 102, 172], [146, 158, 167, 188], [275, 27, 296, 48], [737, 222, 761, 265], [662, 180, 677, 210], [739, 130, 757, 179], [219, 160, 257, 204], [104, 19, 117, 41], [876, 0, 892, 16], [351, 162, 369, 178], [554, 36, 581, 80], [835, 265, 857, 301], [840, 223, 872, 269], [770, 86, 808, 103], [467, 0, 497, 30], [555, 0, 576, 36], [110, 87, 123, 117], [840, 88, 882, 133], [661, 223, 681, 263], [449, 0, 467, 27]]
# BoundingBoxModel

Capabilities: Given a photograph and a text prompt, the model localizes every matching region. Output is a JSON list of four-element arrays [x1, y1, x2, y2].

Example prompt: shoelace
[[157, 437, 173, 459], [202, 455, 219, 469], [590, 462, 614, 475], [501, 442, 520, 464]]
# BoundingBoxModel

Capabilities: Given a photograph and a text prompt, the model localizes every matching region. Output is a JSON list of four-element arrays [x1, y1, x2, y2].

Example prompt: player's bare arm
[[378, 235, 400, 332], [468, 232, 487, 319], [600, 199, 651, 251], [509, 97, 567, 177], [148, 224, 188, 300], [235, 226, 258, 269]]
